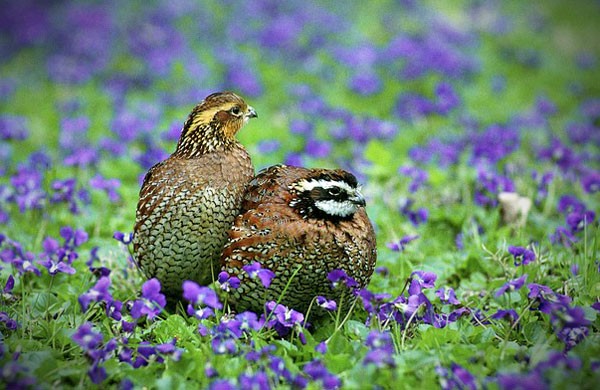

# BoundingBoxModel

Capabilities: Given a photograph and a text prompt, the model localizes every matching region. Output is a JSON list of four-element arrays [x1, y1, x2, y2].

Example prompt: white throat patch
[[314, 199, 358, 217]]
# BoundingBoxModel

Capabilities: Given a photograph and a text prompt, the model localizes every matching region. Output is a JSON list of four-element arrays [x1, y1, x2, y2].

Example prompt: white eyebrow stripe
[[296, 179, 355, 193]]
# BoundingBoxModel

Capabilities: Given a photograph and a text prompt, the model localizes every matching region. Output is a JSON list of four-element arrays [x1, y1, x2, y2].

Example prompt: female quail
[[221, 164, 377, 314], [133, 92, 256, 300]]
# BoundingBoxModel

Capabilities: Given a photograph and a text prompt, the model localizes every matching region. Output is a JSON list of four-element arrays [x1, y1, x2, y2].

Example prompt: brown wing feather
[[241, 165, 318, 209]]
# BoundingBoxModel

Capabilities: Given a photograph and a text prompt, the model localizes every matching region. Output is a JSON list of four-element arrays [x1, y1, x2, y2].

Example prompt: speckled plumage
[[133, 92, 256, 300], [221, 164, 377, 314]]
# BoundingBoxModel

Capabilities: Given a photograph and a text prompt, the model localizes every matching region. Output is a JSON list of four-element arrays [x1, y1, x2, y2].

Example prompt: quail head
[[133, 91, 257, 301], [221, 164, 377, 315]]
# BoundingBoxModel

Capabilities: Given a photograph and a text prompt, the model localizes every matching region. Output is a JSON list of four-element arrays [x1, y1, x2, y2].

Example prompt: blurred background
[[2, 0, 598, 168]]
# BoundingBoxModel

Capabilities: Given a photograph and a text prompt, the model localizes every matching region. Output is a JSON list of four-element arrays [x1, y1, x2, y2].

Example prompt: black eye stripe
[[309, 187, 347, 201]]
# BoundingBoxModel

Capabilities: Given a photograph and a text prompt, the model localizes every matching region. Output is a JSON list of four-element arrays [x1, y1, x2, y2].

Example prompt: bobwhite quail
[[221, 164, 377, 314], [133, 92, 257, 300]]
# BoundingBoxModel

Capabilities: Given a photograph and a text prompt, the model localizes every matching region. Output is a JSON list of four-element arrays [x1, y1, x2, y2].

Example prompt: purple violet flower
[[269, 355, 295, 382], [434, 81, 461, 115], [79, 276, 112, 312], [113, 231, 133, 245], [0, 311, 18, 330], [89, 174, 121, 202], [0, 115, 29, 140], [435, 287, 460, 305], [88, 361, 107, 384], [64, 147, 99, 167], [532, 171, 554, 204], [538, 138, 581, 172], [448, 307, 470, 323], [60, 226, 89, 247], [436, 363, 477, 390], [474, 167, 515, 207], [245, 345, 277, 362], [305, 138, 332, 158], [375, 266, 389, 276], [257, 139, 281, 154], [581, 171, 600, 193], [130, 278, 166, 320], [315, 342, 328, 354], [508, 246, 536, 266], [211, 334, 238, 355], [495, 275, 527, 297], [495, 371, 544, 390], [408, 270, 437, 295], [1, 238, 41, 276], [38, 236, 77, 276], [566, 210, 595, 233], [356, 288, 391, 323], [557, 195, 586, 215], [349, 71, 382, 96], [450, 363, 477, 390], [132, 342, 156, 368], [398, 166, 429, 193], [182, 281, 222, 309], [208, 379, 236, 390], [395, 92, 436, 122], [290, 119, 314, 136], [106, 300, 123, 321], [265, 301, 305, 330], [550, 226, 577, 247], [399, 199, 429, 226], [363, 330, 395, 368], [551, 305, 591, 351], [527, 283, 571, 314], [216, 271, 240, 292], [50, 178, 82, 213], [239, 371, 270, 390], [183, 281, 222, 319], [327, 269, 358, 289], [72, 322, 103, 351], [492, 309, 519, 323], [316, 296, 337, 311], [121, 320, 136, 333], [243, 262, 276, 288], [0, 348, 37, 387], [156, 339, 182, 361], [386, 234, 419, 252], [2, 274, 15, 302], [303, 359, 341, 389], [234, 311, 264, 334]]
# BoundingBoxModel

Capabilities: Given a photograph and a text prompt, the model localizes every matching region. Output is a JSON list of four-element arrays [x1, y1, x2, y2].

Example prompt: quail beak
[[246, 106, 258, 119], [350, 189, 366, 207]]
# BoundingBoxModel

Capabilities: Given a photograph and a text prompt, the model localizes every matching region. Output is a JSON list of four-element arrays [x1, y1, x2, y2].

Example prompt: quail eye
[[327, 187, 342, 196], [230, 106, 241, 116]]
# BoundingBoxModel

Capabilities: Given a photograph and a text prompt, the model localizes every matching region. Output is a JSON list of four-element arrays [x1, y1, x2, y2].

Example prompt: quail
[[221, 164, 377, 314], [133, 91, 257, 300]]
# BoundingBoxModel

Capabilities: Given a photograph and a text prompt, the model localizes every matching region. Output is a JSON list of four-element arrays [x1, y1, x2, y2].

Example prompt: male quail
[[133, 92, 257, 300], [221, 164, 377, 314]]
